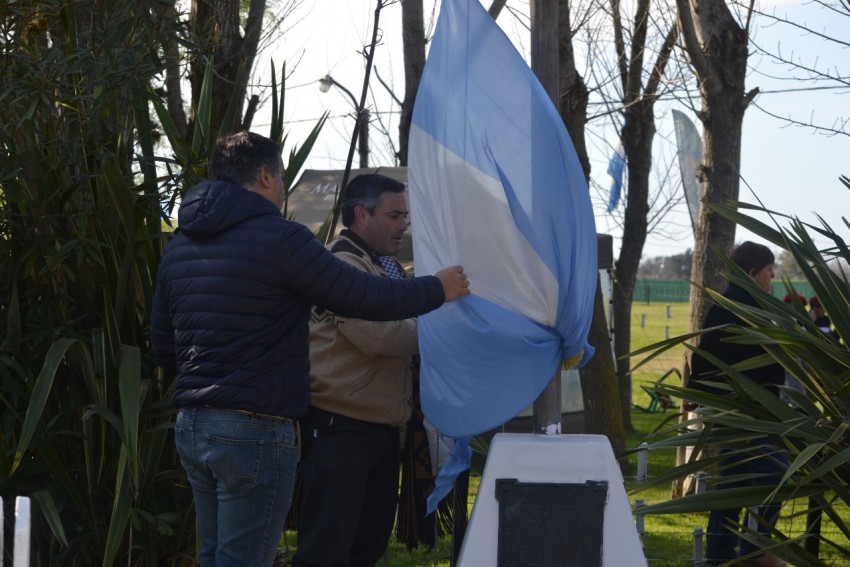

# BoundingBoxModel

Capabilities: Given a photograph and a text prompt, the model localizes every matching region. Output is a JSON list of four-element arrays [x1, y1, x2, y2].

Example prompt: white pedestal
[[457, 433, 646, 566]]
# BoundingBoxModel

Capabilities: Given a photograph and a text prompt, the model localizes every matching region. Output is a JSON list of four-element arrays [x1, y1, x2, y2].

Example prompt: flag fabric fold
[[606, 144, 626, 212], [409, 0, 597, 513]]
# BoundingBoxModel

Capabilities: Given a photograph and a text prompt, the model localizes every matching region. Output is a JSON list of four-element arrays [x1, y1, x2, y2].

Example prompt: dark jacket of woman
[[690, 282, 784, 396]]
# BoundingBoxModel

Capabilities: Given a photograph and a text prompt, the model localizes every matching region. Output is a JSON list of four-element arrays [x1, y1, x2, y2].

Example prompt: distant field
[[630, 301, 689, 409]]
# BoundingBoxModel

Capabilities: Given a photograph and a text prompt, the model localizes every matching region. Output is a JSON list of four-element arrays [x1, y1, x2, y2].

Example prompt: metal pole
[[530, 0, 561, 436], [805, 496, 822, 557]]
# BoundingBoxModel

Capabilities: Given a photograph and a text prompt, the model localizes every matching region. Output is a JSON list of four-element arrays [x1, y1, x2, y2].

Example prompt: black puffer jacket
[[690, 282, 784, 396], [151, 180, 444, 418]]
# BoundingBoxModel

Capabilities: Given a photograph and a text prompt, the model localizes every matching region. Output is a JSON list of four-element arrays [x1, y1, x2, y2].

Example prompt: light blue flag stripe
[[606, 144, 626, 212], [409, 0, 598, 513]]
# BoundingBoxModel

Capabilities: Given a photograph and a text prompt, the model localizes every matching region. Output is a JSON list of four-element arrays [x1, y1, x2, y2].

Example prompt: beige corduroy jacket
[[308, 231, 418, 426]]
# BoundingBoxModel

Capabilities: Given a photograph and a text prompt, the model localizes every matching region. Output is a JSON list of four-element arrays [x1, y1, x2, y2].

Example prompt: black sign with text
[[496, 478, 608, 567]]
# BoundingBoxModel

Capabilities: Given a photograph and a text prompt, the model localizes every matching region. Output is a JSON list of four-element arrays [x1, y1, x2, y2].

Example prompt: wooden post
[[530, 0, 562, 435]]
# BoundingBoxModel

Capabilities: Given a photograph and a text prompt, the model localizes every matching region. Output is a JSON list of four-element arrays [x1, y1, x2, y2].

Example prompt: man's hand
[[435, 265, 470, 302]]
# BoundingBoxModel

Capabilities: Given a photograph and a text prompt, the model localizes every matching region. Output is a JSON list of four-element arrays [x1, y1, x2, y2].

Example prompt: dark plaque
[[496, 478, 608, 567]]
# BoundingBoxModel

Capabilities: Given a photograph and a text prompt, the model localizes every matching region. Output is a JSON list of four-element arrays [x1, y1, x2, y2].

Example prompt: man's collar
[[340, 229, 382, 262]]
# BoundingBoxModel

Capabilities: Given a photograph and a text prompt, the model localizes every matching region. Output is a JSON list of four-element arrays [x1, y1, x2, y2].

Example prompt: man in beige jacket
[[293, 173, 419, 567]]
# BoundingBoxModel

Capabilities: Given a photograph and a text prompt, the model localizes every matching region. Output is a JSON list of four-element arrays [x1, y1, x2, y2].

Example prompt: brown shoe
[[739, 553, 787, 567]]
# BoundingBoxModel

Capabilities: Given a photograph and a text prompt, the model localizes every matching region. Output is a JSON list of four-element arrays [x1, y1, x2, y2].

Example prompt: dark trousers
[[293, 407, 400, 567], [706, 439, 787, 562]]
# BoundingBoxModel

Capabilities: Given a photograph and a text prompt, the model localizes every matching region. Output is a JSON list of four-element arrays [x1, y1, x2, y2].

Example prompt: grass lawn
[[281, 301, 849, 565]]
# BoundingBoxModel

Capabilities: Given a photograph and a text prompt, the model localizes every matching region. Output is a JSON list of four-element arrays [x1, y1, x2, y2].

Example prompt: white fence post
[[747, 506, 759, 534], [634, 498, 646, 541], [695, 470, 708, 494], [14, 496, 31, 567], [693, 526, 705, 565], [637, 442, 649, 482]]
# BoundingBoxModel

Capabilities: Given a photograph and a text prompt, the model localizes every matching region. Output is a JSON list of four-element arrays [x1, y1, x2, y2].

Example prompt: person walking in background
[[689, 241, 788, 567], [292, 174, 422, 567], [151, 133, 469, 567]]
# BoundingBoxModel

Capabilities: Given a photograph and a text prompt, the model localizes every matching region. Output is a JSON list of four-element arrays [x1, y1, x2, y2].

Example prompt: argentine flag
[[409, 0, 598, 511]]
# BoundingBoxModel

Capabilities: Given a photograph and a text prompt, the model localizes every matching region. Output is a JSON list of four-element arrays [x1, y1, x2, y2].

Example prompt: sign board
[[496, 479, 607, 566], [285, 167, 413, 261]]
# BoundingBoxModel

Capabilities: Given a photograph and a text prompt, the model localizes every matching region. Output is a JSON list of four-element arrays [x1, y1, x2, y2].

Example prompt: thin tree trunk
[[610, 0, 677, 433], [188, 0, 266, 138], [559, 0, 627, 467], [399, 0, 426, 166], [672, 0, 753, 497], [580, 275, 630, 476]]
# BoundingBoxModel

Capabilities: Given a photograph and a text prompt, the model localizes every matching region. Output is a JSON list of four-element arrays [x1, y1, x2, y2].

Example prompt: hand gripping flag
[[408, 0, 598, 512]]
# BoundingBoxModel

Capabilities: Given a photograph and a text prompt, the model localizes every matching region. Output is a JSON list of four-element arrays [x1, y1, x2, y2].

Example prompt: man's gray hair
[[210, 132, 283, 188]]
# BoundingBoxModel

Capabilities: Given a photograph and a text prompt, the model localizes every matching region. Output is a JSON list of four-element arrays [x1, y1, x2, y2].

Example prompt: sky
[[261, 0, 849, 260]]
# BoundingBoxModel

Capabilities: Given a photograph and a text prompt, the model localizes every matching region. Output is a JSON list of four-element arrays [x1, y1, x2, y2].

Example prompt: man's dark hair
[[210, 131, 283, 188], [731, 241, 775, 276], [341, 173, 406, 227]]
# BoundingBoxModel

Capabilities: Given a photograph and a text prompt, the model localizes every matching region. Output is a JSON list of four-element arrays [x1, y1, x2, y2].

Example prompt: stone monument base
[[456, 433, 646, 566]]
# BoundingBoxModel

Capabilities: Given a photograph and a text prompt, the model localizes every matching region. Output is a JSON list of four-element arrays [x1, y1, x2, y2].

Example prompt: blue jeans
[[175, 407, 298, 567], [706, 438, 788, 562]]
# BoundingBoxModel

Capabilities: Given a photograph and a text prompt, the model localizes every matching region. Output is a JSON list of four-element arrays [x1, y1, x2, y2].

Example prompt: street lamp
[[319, 74, 370, 168]]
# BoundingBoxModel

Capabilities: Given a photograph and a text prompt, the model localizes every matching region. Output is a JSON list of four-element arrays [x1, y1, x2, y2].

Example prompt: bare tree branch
[[675, 0, 711, 82]]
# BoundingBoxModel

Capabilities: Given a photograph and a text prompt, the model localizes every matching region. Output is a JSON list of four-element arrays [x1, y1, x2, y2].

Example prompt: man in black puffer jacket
[[151, 131, 469, 567]]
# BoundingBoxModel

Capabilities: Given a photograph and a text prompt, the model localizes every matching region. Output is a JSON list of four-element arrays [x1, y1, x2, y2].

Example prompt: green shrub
[[633, 177, 850, 566], [0, 3, 323, 564]]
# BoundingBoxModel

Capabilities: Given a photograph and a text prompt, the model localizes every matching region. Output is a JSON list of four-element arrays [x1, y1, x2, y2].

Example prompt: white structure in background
[[0, 495, 32, 567]]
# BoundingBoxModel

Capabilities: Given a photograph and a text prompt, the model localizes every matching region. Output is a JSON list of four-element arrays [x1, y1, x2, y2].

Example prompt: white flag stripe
[[410, 125, 560, 326]]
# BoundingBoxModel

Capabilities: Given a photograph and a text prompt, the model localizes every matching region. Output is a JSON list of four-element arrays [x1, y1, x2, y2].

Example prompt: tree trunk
[[559, 0, 627, 465], [672, 0, 752, 496], [558, 0, 590, 179], [580, 275, 630, 475], [610, 0, 677, 433], [163, 1, 189, 141], [614, 103, 653, 434], [677, 0, 750, 369], [399, 0, 426, 166], [186, 0, 266, 139]]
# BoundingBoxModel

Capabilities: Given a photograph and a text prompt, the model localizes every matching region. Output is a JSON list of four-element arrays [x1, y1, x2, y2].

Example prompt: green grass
[[626, 301, 706, 565]]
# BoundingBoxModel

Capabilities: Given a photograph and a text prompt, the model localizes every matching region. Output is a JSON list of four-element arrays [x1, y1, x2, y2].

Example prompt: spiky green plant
[[632, 176, 850, 566], [0, 3, 325, 565]]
